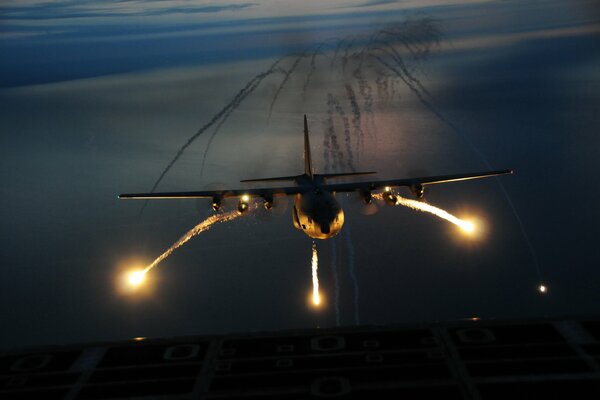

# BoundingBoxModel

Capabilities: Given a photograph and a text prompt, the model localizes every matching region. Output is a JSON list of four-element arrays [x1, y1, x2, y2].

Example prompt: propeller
[[408, 169, 431, 200], [347, 190, 380, 216], [253, 194, 289, 222], [195, 182, 228, 215]]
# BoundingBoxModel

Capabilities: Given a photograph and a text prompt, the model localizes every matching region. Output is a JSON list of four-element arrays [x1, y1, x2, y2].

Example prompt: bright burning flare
[[460, 220, 476, 234], [311, 242, 321, 306], [394, 196, 476, 234], [127, 270, 146, 287], [143, 211, 241, 275], [539, 284, 548, 294], [374, 192, 476, 234]]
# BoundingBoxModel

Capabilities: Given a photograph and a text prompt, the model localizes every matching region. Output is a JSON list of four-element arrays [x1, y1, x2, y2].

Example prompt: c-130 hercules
[[119, 115, 512, 239]]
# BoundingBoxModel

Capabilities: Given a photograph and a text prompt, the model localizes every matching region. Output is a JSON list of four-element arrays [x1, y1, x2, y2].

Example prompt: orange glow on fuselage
[[293, 190, 344, 239]]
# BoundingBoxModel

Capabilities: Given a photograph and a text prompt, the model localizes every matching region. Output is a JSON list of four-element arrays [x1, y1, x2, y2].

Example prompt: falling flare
[[395, 197, 475, 234], [374, 192, 475, 233], [127, 270, 146, 287], [133, 211, 241, 285], [311, 241, 321, 306]]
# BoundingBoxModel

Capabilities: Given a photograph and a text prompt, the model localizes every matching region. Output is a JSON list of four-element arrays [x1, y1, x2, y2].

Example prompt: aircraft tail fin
[[304, 114, 313, 178], [241, 115, 313, 184]]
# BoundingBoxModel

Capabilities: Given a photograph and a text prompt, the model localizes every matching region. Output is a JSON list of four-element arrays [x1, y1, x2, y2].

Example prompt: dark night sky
[[1, 0, 599, 350]]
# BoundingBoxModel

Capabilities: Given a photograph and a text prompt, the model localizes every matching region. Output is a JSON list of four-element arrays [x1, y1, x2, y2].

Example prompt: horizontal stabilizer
[[321, 171, 377, 179], [240, 175, 300, 183]]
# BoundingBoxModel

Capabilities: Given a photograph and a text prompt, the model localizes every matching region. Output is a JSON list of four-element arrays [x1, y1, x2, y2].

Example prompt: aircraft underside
[[293, 191, 344, 239]]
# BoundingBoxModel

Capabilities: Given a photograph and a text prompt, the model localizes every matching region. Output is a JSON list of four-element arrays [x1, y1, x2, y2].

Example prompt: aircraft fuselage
[[292, 176, 344, 239]]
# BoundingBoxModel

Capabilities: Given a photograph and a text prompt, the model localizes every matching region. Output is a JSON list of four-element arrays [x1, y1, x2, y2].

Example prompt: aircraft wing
[[118, 186, 304, 199], [321, 169, 513, 193]]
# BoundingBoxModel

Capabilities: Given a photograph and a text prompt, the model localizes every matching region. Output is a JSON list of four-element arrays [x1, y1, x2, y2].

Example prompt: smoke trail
[[374, 71, 388, 103], [331, 38, 347, 67], [353, 68, 373, 115], [344, 84, 364, 161], [144, 211, 241, 274], [329, 95, 355, 171], [352, 68, 377, 140], [345, 83, 363, 117], [141, 57, 285, 213], [341, 38, 356, 73], [373, 55, 543, 280], [379, 18, 441, 63], [326, 93, 344, 170], [344, 225, 360, 325], [370, 42, 430, 97], [303, 44, 325, 95], [322, 120, 331, 171], [393, 32, 420, 60], [199, 74, 267, 179], [268, 52, 307, 121], [311, 241, 321, 306], [330, 237, 341, 325], [389, 75, 397, 100], [144, 19, 441, 210], [372, 55, 420, 97]]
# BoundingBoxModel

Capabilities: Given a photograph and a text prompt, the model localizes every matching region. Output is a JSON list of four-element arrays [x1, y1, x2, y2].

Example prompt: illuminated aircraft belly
[[293, 191, 344, 239]]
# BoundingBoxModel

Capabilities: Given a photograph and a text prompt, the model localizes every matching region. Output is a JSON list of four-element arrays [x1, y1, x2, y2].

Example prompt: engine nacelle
[[237, 194, 250, 214], [410, 184, 425, 199], [211, 197, 222, 211], [263, 194, 274, 210], [359, 189, 372, 204], [383, 187, 398, 206]]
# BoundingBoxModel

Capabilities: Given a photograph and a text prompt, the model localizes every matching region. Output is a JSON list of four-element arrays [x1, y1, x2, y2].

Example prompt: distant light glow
[[241, 194, 250, 202], [311, 242, 321, 306], [539, 284, 548, 293]]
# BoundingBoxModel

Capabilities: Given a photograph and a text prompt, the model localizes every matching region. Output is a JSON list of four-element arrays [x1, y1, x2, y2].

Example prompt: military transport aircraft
[[119, 115, 512, 239]]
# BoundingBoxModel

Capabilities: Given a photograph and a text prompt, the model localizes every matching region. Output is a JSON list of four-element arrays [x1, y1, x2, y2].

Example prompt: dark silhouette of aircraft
[[119, 115, 512, 239]]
